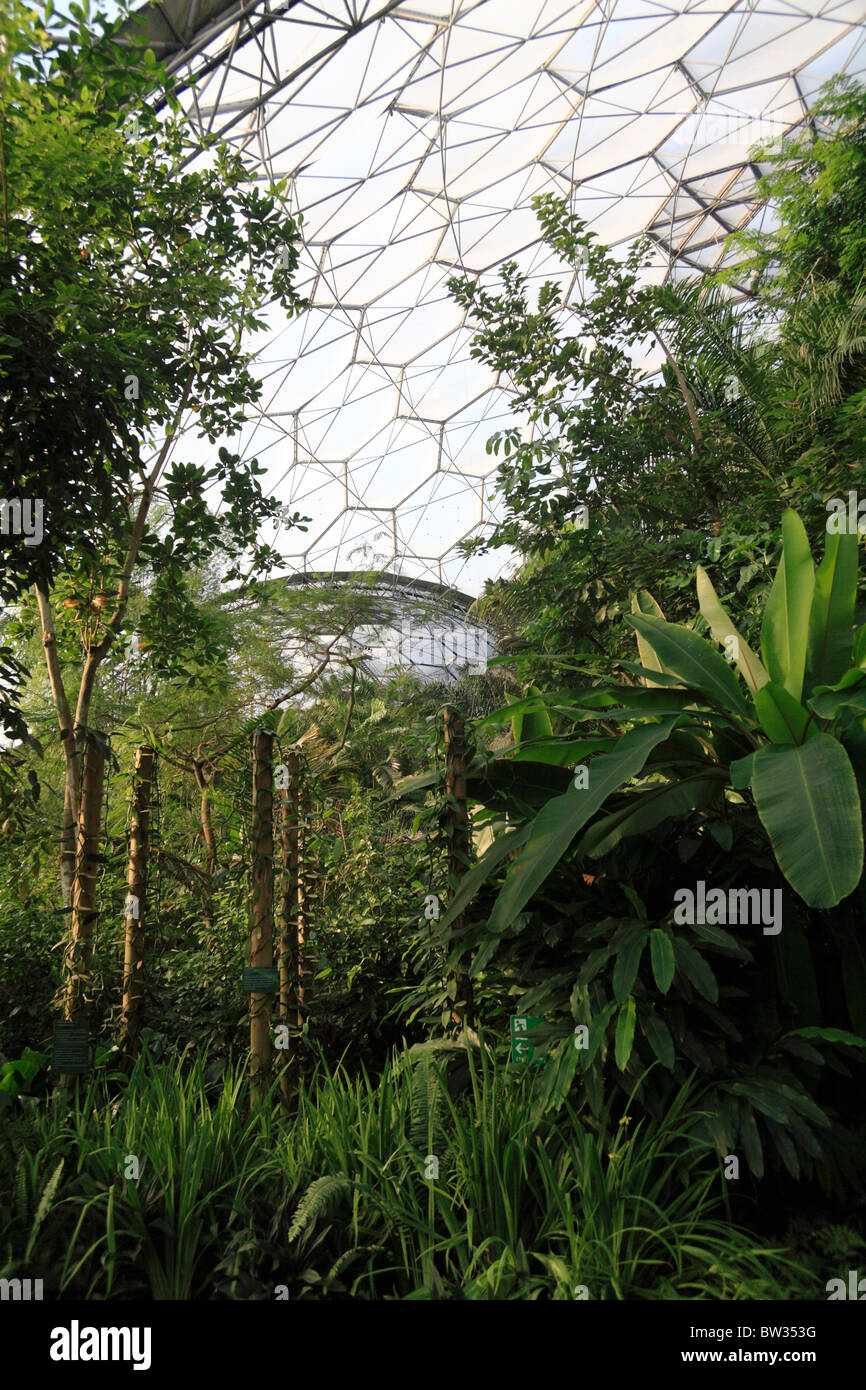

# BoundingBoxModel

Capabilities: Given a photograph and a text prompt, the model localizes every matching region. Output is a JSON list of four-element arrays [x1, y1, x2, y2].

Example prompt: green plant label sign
[[52, 1022, 90, 1074], [243, 966, 279, 993], [510, 1015, 546, 1065]]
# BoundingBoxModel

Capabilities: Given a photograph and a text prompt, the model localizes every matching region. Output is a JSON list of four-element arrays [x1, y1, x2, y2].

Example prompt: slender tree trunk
[[60, 778, 77, 908], [35, 586, 80, 905], [35, 390, 191, 907], [63, 737, 105, 1032], [249, 729, 274, 1105], [444, 706, 476, 1034], [121, 747, 152, 1061], [297, 779, 310, 1037], [195, 761, 219, 951], [277, 752, 300, 1106]]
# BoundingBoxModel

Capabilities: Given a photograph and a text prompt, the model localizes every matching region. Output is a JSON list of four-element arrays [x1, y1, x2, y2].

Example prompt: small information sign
[[243, 967, 279, 993], [52, 1022, 91, 1074]]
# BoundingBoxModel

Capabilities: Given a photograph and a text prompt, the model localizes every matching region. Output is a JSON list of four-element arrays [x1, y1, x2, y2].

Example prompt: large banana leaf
[[807, 526, 858, 687], [487, 718, 679, 933], [754, 681, 813, 745], [510, 737, 614, 765], [761, 509, 815, 702], [615, 660, 688, 688], [577, 772, 724, 859], [748, 734, 863, 909], [696, 563, 769, 696], [437, 823, 532, 933], [511, 683, 554, 745], [808, 669, 866, 721], [630, 590, 669, 687], [475, 688, 607, 729], [626, 613, 750, 715]]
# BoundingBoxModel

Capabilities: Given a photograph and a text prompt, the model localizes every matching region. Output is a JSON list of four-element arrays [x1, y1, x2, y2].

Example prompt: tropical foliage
[[0, 4, 864, 1300]]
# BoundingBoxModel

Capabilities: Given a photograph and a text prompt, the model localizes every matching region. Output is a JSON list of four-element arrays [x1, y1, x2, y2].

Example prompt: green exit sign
[[243, 966, 279, 993], [510, 1015, 546, 1065]]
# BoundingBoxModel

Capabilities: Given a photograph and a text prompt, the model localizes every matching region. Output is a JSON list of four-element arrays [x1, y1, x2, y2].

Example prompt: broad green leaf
[[777, 1083, 831, 1130], [511, 683, 553, 745], [488, 719, 678, 932], [692, 921, 750, 956], [580, 1001, 617, 1069], [612, 928, 648, 1002], [579, 774, 724, 859], [510, 738, 613, 766], [728, 1081, 790, 1125], [626, 613, 750, 715], [808, 671, 866, 721], [438, 824, 532, 933], [641, 1008, 675, 1069], [468, 929, 503, 976], [614, 660, 686, 689], [754, 680, 811, 745], [649, 928, 675, 993], [738, 1101, 765, 1178], [614, 996, 637, 1071], [729, 752, 757, 789], [766, 1121, 801, 1180], [578, 945, 612, 986], [750, 735, 863, 909], [630, 590, 669, 686], [807, 525, 857, 687], [784, 1111, 822, 1159], [673, 938, 718, 1002], [760, 509, 815, 701], [785, 1026, 866, 1051], [391, 768, 443, 797], [696, 564, 769, 696], [475, 689, 601, 730]]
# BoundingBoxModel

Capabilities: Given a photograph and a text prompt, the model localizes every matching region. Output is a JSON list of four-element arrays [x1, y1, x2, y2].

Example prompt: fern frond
[[26, 1158, 64, 1259], [288, 1175, 353, 1243]]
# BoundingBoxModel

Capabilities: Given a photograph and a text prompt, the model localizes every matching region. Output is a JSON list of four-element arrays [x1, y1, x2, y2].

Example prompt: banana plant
[[694, 510, 864, 911], [439, 508, 864, 935]]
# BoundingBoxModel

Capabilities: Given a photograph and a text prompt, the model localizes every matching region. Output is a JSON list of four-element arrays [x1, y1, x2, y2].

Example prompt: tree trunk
[[35, 586, 81, 906], [195, 763, 219, 952], [63, 736, 105, 1032], [444, 706, 476, 1034], [249, 729, 274, 1105], [297, 779, 310, 1036], [277, 752, 300, 1105], [60, 777, 77, 908], [121, 747, 152, 1061]]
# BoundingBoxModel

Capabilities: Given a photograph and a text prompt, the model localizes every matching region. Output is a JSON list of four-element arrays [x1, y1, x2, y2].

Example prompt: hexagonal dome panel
[[132, 0, 866, 594]]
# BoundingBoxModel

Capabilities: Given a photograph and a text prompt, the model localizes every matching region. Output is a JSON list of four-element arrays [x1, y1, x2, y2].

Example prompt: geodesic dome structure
[[284, 570, 496, 683], [131, 0, 866, 598]]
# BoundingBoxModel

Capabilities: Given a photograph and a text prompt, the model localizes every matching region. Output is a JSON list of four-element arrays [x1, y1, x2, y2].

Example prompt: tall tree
[[2, 4, 307, 903]]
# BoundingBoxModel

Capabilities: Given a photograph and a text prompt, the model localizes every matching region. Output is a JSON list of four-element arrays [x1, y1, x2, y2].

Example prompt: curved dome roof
[[131, 0, 866, 593]]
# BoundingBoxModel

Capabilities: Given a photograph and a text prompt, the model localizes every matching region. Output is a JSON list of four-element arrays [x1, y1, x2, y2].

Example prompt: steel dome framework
[[129, 0, 866, 596]]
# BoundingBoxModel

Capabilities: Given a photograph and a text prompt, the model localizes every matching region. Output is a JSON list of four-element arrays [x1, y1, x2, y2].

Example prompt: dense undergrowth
[[1, 14, 865, 1303], [0, 1043, 823, 1300]]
